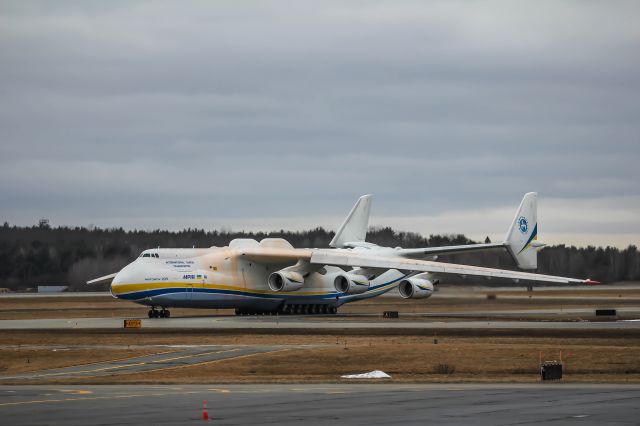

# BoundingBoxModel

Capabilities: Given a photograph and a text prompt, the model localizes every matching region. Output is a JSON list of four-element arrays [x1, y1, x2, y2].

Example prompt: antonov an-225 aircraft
[[88, 193, 597, 318]]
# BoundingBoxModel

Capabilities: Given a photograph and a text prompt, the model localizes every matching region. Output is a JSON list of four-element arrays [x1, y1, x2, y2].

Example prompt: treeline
[[0, 222, 638, 291]]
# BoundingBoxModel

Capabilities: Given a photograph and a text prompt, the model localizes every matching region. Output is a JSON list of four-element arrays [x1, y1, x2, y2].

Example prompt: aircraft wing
[[239, 247, 597, 285], [310, 250, 598, 285]]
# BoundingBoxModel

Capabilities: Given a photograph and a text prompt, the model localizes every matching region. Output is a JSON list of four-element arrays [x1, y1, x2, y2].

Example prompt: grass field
[[1, 332, 639, 384]]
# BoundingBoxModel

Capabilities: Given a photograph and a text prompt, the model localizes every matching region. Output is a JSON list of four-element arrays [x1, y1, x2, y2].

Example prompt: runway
[[1, 384, 639, 425], [0, 345, 310, 382], [1, 314, 639, 331]]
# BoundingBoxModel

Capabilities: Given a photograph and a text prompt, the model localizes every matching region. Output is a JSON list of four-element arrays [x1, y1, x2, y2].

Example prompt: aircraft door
[[186, 282, 193, 300], [188, 273, 206, 301]]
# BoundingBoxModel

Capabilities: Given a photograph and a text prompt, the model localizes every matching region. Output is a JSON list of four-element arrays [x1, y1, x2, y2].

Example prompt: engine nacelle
[[334, 273, 370, 295], [268, 271, 305, 292], [398, 278, 434, 299]]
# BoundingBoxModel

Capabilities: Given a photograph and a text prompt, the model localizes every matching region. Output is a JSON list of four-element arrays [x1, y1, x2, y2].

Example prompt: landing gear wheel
[[148, 309, 154, 319], [159, 309, 170, 318]]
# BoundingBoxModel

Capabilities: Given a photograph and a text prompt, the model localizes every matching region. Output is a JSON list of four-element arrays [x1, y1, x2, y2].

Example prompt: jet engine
[[268, 270, 305, 292], [334, 273, 370, 295], [398, 277, 435, 299]]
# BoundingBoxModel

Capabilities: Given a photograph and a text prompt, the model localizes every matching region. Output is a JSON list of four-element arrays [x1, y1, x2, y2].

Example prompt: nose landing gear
[[148, 307, 171, 318]]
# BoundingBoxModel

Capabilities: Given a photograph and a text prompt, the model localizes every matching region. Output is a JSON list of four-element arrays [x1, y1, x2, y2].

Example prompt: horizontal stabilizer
[[397, 242, 506, 259]]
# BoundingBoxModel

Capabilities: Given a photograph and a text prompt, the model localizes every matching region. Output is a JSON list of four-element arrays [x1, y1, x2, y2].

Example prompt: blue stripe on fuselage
[[117, 275, 406, 301]]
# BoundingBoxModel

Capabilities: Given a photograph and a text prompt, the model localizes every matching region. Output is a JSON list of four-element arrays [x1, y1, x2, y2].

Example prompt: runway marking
[[0, 389, 210, 407], [0, 393, 147, 407], [56, 389, 93, 395], [148, 349, 239, 364], [0, 349, 178, 378], [0, 347, 299, 382], [105, 349, 245, 376], [16, 362, 149, 379], [156, 348, 293, 371], [1, 349, 242, 380]]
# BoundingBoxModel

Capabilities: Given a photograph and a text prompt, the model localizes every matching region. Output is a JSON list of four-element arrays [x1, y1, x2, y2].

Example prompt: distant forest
[[1, 221, 639, 291]]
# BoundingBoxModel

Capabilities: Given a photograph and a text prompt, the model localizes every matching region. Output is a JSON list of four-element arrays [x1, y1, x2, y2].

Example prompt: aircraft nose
[[110, 271, 124, 298], [110, 262, 136, 298]]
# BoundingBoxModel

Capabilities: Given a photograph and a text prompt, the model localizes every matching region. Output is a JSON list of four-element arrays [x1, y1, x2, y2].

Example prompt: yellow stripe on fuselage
[[111, 282, 335, 297]]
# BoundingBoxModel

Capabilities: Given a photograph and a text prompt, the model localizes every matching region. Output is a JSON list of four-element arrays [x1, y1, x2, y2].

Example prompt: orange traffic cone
[[202, 400, 209, 421]]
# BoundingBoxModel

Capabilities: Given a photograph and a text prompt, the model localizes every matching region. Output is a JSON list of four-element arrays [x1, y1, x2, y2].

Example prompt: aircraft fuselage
[[111, 245, 405, 314]]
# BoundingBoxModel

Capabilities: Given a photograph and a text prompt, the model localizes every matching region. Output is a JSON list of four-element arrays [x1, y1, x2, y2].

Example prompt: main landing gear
[[234, 304, 337, 316], [148, 307, 171, 318]]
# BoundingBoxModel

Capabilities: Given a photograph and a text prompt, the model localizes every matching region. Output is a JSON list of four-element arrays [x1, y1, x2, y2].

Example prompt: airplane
[[87, 192, 598, 318]]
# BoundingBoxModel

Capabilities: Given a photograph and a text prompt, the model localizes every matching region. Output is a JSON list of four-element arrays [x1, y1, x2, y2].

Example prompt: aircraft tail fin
[[330, 195, 372, 248], [504, 192, 543, 270]]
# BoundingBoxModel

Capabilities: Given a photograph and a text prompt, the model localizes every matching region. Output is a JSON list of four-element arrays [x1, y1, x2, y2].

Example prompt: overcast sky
[[1, 1, 639, 247]]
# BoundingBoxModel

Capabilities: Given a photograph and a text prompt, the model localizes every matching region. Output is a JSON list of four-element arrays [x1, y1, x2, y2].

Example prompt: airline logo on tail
[[518, 216, 529, 234]]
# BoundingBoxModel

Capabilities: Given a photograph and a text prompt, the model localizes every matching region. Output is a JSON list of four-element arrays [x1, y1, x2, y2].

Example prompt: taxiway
[[0, 314, 638, 331], [1, 384, 639, 425]]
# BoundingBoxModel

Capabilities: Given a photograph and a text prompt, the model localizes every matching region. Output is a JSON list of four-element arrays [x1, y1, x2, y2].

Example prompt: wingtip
[[584, 279, 601, 285]]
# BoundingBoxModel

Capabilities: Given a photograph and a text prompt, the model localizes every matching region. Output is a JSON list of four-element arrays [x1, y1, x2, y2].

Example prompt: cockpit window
[[140, 252, 159, 258]]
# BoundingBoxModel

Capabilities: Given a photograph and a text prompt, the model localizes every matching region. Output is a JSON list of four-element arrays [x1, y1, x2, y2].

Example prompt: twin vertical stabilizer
[[331, 192, 544, 270], [504, 192, 542, 270], [330, 194, 372, 248]]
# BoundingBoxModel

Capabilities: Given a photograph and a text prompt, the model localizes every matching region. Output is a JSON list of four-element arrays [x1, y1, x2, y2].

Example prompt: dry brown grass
[[2, 333, 639, 384], [113, 337, 640, 384], [0, 348, 164, 374]]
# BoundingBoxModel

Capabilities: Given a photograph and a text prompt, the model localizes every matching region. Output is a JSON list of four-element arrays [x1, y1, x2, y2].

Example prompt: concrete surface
[[0, 292, 111, 298], [0, 384, 638, 425], [0, 314, 639, 330]]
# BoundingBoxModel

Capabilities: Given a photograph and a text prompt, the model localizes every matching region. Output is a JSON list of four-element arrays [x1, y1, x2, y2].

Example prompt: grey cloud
[[0, 1, 639, 245]]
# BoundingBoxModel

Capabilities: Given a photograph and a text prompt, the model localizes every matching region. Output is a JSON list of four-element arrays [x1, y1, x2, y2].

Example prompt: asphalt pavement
[[0, 314, 639, 330], [1, 384, 638, 425]]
